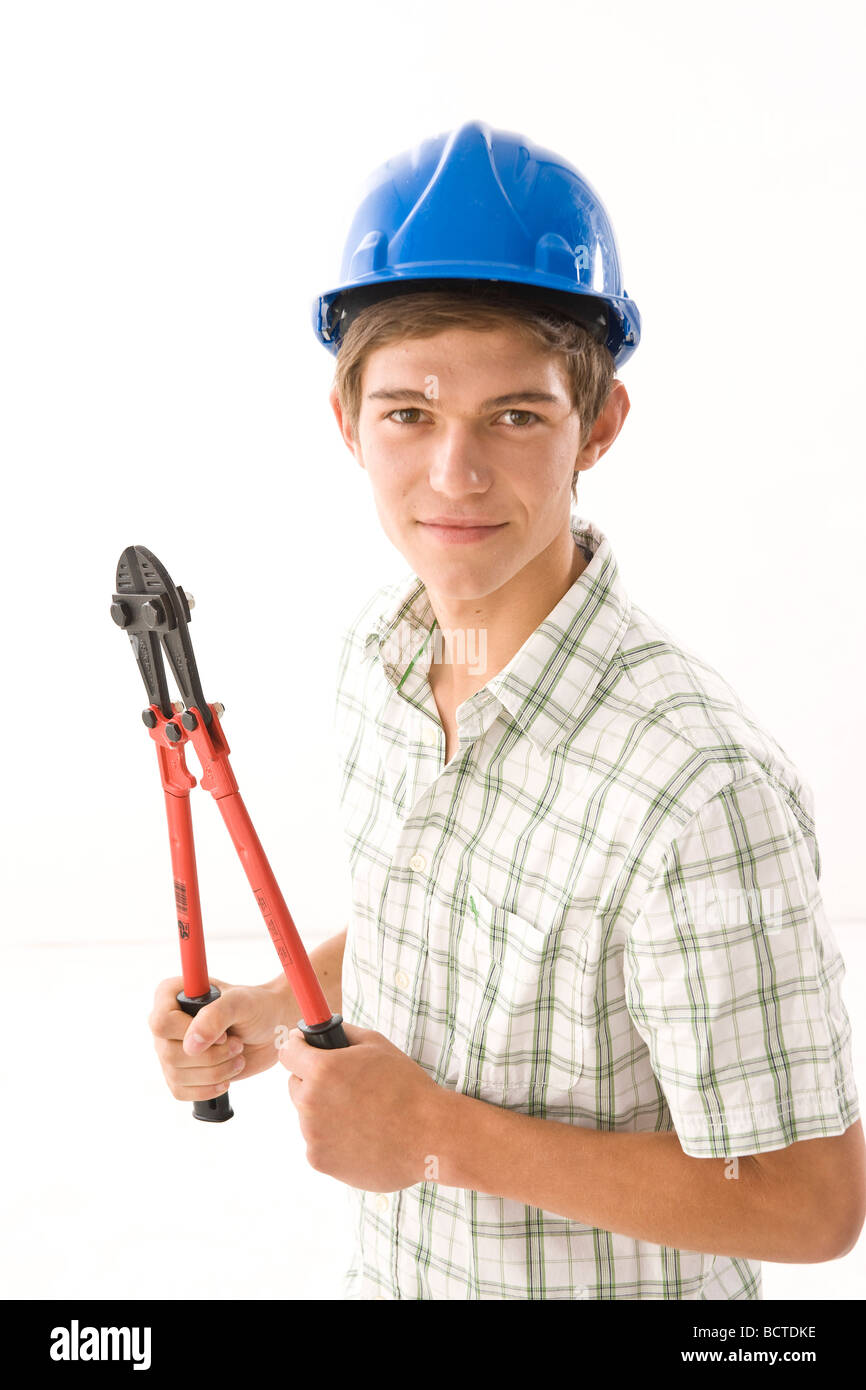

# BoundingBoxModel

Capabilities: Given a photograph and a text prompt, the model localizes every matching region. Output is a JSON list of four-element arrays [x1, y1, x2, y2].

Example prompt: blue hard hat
[[311, 119, 640, 367]]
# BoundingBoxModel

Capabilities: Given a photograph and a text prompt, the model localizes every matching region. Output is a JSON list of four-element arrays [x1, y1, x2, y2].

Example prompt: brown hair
[[331, 287, 615, 503]]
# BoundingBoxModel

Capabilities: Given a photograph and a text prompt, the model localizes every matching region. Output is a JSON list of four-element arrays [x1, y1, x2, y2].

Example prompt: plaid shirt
[[332, 510, 859, 1300]]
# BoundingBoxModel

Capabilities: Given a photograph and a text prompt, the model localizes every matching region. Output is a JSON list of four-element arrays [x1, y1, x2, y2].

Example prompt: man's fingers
[[277, 1028, 307, 1073], [169, 1077, 237, 1104], [148, 1006, 228, 1046], [337, 1023, 372, 1046], [155, 1034, 243, 1072], [166, 1054, 246, 1094], [278, 1023, 370, 1073], [147, 979, 240, 1051], [148, 1009, 188, 1042], [181, 994, 242, 1055], [148, 978, 187, 1039], [155, 1033, 247, 1100]]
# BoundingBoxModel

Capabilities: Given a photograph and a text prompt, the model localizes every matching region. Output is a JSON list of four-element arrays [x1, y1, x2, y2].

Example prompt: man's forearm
[[264, 925, 347, 1021], [429, 1089, 826, 1265]]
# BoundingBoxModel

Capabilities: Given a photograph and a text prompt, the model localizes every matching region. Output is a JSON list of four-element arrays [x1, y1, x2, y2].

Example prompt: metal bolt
[[141, 599, 165, 628], [181, 710, 198, 731], [141, 709, 158, 728], [165, 722, 182, 743], [171, 700, 184, 713], [212, 702, 225, 718], [110, 601, 131, 628], [183, 590, 195, 611]]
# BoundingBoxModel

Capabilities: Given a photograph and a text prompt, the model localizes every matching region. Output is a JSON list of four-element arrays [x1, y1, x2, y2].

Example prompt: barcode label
[[174, 879, 188, 914]]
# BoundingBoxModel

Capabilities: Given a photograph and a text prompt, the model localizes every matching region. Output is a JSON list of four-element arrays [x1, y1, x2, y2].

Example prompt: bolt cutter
[[111, 545, 348, 1123]]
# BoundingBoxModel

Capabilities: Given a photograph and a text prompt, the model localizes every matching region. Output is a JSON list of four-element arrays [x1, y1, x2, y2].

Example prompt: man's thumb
[[183, 997, 231, 1055]]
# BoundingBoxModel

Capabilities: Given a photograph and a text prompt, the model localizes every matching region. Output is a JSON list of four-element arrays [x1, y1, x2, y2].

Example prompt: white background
[[1, 0, 863, 1300]]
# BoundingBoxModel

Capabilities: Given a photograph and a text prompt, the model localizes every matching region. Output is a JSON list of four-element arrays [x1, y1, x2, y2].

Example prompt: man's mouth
[[418, 520, 508, 544]]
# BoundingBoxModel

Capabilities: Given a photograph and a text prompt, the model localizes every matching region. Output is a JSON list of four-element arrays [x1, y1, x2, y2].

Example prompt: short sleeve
[[623, 772, 860, 1158]]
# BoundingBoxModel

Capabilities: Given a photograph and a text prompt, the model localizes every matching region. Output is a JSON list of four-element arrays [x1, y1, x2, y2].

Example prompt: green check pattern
[[332, 511, 859, 1300]]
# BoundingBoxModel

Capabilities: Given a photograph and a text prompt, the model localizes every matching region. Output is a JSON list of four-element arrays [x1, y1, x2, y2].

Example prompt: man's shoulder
[[605, 601, 815, 826]]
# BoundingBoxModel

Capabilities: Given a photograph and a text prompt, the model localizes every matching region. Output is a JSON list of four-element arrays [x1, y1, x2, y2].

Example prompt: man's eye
[[386, 408, 425, 425], [500, 410, 538, 427]]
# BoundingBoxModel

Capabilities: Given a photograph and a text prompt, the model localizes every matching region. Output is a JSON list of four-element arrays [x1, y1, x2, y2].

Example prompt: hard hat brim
[[312, 269, 640, 368]]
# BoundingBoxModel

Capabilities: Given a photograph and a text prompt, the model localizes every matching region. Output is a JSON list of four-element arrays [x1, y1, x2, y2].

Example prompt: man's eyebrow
[[365, 388, 565, 410]]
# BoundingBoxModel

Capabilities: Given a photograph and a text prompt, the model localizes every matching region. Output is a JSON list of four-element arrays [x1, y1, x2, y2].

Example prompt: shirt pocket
[[455, 887, 585, 1108]]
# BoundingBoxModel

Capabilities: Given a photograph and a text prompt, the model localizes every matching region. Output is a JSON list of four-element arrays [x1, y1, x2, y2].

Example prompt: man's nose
[[426, 423, 492, 492]]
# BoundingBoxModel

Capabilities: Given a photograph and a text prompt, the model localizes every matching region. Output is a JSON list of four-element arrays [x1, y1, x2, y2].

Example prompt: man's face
[[332, 324, 599, 602]]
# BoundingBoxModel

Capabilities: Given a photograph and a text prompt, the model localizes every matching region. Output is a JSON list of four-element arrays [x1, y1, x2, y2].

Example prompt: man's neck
[[424, 529, 590, 704]]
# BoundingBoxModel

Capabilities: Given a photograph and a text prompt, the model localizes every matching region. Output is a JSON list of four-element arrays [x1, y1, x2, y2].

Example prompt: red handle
[[151, 727, 211, 1000], [210, 787, 331, 1025], [146, 702, 333, 1027]]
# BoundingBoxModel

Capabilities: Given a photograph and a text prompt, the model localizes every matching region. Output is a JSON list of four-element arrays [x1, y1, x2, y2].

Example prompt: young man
[[149, 122, 864, 1299]]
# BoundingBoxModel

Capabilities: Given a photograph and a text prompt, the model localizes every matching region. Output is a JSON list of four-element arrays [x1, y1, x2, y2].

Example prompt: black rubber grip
[[177, 985, 235, 1122], [298, 1013, 350, 1049]]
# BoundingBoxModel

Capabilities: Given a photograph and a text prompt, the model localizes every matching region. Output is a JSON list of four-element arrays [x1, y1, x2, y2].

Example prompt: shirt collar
[[361, 512, 632, 758]]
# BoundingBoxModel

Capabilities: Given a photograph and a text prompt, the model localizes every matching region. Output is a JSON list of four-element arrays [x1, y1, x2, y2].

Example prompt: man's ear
[[329, 383, 366, 471], [329, 384, 352, 448], [574, 380, 630, 476], [328, 382, 341, 425]]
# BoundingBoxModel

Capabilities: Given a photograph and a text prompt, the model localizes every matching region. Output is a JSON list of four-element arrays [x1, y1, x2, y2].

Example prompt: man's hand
[[278, 1024, 444, 1191], [149, 975, 291, 1104]]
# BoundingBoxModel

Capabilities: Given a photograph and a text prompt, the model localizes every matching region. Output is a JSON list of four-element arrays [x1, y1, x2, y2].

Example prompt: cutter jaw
[[111, 544, 212, 726]]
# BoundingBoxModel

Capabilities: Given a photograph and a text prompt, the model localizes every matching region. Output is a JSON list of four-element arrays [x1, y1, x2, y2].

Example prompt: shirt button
[[375, 1194, 390, 1213], [409, 853, 426, 872], [421, 723, 438, 747], [394, 968, 410, 990]]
